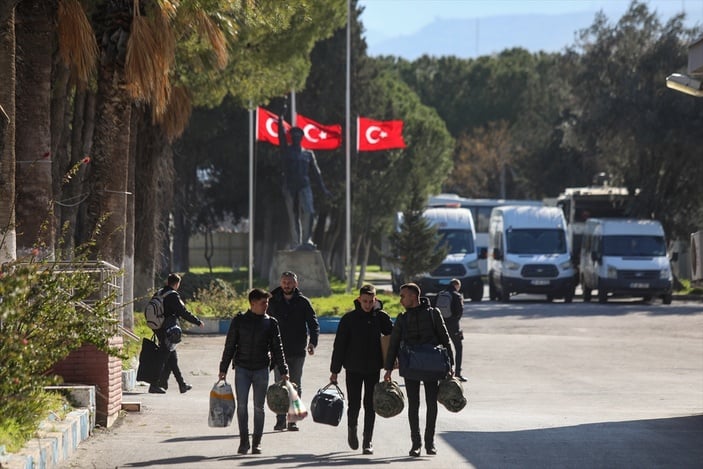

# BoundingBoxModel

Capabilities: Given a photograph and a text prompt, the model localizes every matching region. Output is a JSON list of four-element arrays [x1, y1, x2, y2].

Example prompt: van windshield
[[506, 229, 567, 254], [602, 235, 666, 257], [437, 229, 475, 254]]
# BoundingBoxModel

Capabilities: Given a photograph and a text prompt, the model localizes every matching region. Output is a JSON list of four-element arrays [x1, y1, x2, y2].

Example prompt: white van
[[391, 207, 484, 301], [488, 206, 576, 302], [579, 218, 673, 304]]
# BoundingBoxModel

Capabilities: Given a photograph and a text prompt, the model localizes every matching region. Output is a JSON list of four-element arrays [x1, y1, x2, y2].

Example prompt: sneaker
[[456, 375, 468, 382], [287, 422, 299, 431], [148, 385, 166, 394], [347, 426, 358, 450], [362, 443, 374, 455], [273, 422, 286, 431], [179, 383, 192, 394]]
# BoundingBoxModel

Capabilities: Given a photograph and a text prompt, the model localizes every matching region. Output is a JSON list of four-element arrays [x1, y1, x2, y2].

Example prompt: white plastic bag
[[208, 380, 235, 427], [285, 379, 308, 422]]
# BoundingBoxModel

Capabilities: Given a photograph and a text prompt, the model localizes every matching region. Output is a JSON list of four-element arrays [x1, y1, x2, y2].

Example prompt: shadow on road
[[441, 414, 703, 469]]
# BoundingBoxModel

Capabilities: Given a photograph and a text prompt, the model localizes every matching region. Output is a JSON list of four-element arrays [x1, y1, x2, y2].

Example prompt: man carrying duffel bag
[[330, 284, 393, 455]]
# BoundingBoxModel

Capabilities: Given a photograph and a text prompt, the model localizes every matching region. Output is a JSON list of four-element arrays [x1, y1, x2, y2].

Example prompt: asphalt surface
[[58, 299, 703, 469]]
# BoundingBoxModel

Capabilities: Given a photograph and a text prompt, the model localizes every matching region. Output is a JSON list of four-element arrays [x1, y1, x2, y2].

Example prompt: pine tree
[[387, 186, 447, 286]]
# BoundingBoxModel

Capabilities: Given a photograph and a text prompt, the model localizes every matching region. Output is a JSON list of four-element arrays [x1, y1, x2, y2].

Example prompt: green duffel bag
[[373, 380, 405, 418], [438, 377, 467, 412], [266, 380, 297, 415]]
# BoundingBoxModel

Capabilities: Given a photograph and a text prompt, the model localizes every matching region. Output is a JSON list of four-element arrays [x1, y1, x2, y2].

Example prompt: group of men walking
[[150, 270, 467, 457]]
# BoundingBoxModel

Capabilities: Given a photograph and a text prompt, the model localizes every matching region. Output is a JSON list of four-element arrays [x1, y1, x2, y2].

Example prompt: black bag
[[136, 337, 163, 384], [398, 343, 451, 381], [310, 383, 345, 426]]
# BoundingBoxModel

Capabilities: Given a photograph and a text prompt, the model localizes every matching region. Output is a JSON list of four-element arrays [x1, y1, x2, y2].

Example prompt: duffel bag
[[310, 382, 345, 426]]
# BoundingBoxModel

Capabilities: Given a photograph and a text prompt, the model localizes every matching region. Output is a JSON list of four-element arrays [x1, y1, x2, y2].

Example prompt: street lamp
[[665, 73, 703, 97]]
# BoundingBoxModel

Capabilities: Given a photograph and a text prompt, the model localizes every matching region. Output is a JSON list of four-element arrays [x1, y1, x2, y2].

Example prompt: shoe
[[409, 444, 421, 457], [252, 435, 262, 454], [287, 422, 299, 431], [148, 385, 166, 394], [237, 437, 250, 455], [456, 375, 468, 382], [347, 426, 359, 450], [273, 422, 286, 431], [362, 443, 373, 455], [426, 446, 437, 455], [179, 383, 192, 394]]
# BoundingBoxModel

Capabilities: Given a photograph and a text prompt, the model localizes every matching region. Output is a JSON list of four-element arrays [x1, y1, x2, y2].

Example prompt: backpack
[[436, 290, 453, 319], [144, 289, 176, 330]]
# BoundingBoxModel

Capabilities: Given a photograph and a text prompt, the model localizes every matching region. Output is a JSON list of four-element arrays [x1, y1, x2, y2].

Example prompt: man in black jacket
[[442, 279, 467, 382], [384, 283, 454, 457], [330, 284, 393, 454], [267, 271, 320, 431], [219, 288, 289, 455], [150, 273, 204, 394]]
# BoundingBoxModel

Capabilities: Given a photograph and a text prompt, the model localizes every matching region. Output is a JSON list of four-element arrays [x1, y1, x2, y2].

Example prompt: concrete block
[[269, 250, 331, 297], [122, 368, 136, 392]]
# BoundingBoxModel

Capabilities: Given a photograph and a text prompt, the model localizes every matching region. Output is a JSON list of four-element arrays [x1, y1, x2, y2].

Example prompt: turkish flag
[[357, 117, 406, 151], [295, 114, 342, 150], [256, 107, 290, 146]]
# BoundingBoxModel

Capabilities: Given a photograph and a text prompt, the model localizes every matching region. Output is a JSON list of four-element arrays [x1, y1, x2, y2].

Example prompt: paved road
[[60, 299, 703, 469]]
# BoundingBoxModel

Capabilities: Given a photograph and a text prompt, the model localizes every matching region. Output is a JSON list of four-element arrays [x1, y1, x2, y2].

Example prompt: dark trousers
[[447, 324, 463, 376], [345, 370, 379, 441], [274, 355, 305, 423], [404, 378, 440, 446], [155, 330, 184, 388]]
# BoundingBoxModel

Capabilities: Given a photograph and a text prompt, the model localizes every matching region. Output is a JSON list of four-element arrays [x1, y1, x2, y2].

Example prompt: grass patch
[[0, 391, 71, 453]]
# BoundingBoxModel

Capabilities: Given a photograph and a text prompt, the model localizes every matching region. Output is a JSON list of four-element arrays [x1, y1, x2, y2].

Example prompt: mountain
[[363, 10, 686, 59]]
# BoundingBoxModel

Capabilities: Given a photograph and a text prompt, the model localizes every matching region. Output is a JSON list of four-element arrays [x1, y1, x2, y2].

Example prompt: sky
[[359, 0, 703, 58]]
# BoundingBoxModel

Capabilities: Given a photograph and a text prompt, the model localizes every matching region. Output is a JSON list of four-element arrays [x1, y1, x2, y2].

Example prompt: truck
[[391, 207, 484, 301], [579, 218, 673, 304], [488, 205, 576, 302]]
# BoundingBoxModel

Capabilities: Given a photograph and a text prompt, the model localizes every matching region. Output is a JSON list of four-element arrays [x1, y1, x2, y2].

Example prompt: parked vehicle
[[579, 218, 673, 304], [391, 207, 484, 301], [488, 205, 576, 302]]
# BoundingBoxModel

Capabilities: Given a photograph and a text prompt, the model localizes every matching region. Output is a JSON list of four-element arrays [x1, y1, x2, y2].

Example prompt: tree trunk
[[50, 61, 71, 249], [0, 6, 16, 264], [15, 0, 54, 257]]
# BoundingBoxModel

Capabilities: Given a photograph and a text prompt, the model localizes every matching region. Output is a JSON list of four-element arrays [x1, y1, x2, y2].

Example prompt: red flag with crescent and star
[[357, 117, 406, 152], [256, 107, 290, 146], [295, 114, 342, 150]]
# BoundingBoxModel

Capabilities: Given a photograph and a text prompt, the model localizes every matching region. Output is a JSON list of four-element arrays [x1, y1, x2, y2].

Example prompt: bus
[[428, 194, 543, 275]]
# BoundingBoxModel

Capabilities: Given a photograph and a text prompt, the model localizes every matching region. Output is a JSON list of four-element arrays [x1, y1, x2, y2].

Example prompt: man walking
[[439, 279, 467, 382], [330, 284, 393, 454], [267, 271, 320, 431], [150, 273, 204, 394], [384, 283, 454, 457], [219, 289, 289, 455]]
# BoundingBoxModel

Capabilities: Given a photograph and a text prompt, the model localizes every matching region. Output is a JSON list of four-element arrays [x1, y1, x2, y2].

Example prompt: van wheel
[[564, 293, 573, 303], [546, 294, 554, 303], [662, 293, 672, 305], [642, 295, 652, 303], [583, 288, 592, 302], [500, 288, 510, 303], [471, 287, 483, 302], [598, 289, 608, 304]]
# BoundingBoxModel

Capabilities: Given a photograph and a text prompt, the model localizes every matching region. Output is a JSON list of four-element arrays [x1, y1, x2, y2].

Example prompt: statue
[[278, 111, 331, 250]]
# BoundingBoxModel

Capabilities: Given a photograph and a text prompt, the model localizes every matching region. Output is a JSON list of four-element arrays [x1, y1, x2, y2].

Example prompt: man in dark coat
[[384, 283, 454, 457], [330, 284, 393, 454], [151, 273, 204, 394], [267, 271, 320, 431], [442, 278, 467, 382], [219, 288, 289, 455]]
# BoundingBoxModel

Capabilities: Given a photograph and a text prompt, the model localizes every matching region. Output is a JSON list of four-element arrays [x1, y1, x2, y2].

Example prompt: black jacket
[[267, 286, 320, 358], [384, 297, 454, 371], [159, 286, 203, 328], [442, 286, 464, 331], [330, 299, 393, 374], [219, 311, 288, 375]]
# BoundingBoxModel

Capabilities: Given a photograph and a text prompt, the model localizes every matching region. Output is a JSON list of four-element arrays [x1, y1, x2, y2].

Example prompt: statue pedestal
[[269, 250, 331, 297]]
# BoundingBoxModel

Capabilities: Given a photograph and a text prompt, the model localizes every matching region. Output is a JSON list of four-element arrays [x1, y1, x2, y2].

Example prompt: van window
[[506, 229, 567, 255], [602, 235, 666, 257], [437, 229, 475, 254]]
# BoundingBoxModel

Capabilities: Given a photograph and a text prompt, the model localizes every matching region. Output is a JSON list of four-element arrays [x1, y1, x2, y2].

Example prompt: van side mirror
[[493, 249, 503, 261], [478, 247, 487, 260]]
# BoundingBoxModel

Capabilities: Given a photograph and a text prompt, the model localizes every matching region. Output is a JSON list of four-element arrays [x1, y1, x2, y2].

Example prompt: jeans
[[345, 370, 379, 440], [404, 378, 440, 445], [447, 324, 463, 376], [274, 355, 305, 423], [235, 367, 269, 438]]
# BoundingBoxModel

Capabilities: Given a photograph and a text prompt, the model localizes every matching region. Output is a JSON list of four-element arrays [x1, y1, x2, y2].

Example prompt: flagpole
[[248, 103, 254, 291], [291, 89, 297, 125], [345, 0, 352, 293]]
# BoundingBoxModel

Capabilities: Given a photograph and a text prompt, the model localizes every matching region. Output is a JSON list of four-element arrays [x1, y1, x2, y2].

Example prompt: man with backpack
[[149, 273, 204, 394], [436, 279, 467, 382]]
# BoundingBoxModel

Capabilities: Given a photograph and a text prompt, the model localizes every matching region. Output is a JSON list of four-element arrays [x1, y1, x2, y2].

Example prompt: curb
[[0, 408, 91, 469]]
